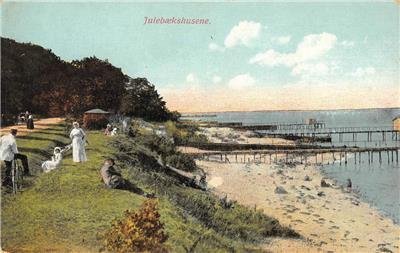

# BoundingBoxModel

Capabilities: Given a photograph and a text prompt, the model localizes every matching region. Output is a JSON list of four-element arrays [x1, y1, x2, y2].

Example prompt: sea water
[[187, 108, 400, 223]]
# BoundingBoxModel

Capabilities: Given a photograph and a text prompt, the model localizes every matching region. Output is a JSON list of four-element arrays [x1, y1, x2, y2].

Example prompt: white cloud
[[351, 67, 376, 77], [212, 75, 222, 84], [291, 62, 330, 77], [250, 32, 337, 67], [340, 40, 355, 47], [272, 36, 291, 45], [208, 42, 225, 52], [224, 21, 262, 48], [228, 74, 255, 90], [186, 73, 198, 83]]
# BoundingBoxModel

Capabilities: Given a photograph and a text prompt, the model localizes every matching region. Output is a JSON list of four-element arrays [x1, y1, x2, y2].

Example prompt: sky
[[2, 1, 399, 112]]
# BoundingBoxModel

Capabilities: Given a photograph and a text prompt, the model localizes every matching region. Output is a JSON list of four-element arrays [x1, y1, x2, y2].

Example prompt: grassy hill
[[1, 121, 299, 252]]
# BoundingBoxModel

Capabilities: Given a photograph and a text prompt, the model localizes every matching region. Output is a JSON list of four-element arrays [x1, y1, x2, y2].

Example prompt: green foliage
[[165, 188, 299, 242], [69, 57, 127, 115], [164, 121, 208, 145], [113, 131, 300, 244], [1, 38, 71, 115], [165, 153, 196, 172], [120, 78, 177, 122], [2, 38, 177, 122], [104, 199, 168, 253]]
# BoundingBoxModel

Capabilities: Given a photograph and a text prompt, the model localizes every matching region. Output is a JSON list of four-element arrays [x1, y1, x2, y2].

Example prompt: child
[[41, 145, 71, 173], [104, 124, 113, 136]]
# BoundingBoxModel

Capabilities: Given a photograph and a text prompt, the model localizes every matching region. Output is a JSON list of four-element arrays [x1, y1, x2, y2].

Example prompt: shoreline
[[196, 155, 400, 252], [319, 157, 400, 226]]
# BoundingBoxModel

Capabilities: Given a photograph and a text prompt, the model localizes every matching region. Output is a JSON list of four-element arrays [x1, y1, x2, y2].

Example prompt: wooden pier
[[263, 128, 400, 142], [232, 122, 326, 131], [188, 146, 400, 165]]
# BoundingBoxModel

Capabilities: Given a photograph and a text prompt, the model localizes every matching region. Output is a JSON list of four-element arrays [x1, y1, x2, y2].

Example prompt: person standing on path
[[69, 122, 87, 163], [26, 115, 34, 129]]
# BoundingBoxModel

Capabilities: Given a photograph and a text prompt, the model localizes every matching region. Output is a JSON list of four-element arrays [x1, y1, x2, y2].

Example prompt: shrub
[[104, 199, 168, 253], [166, 153, 197, 172]]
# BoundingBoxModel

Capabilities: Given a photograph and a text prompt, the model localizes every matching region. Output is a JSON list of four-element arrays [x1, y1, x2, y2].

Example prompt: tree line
[[1, 37, 179, 122]]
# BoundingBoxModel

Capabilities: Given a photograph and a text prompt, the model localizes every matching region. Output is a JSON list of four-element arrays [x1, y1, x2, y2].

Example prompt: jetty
[[187, 146, 400, 165], [263, 127, 399, 142]]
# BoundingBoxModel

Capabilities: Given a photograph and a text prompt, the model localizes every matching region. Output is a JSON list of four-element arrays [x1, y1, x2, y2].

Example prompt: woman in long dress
[[69, 122, 87, 162], [27, 115, 34, 129]]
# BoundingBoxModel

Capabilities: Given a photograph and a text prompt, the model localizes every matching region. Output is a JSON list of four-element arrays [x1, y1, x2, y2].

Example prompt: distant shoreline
[[180, 107, 400, 115]]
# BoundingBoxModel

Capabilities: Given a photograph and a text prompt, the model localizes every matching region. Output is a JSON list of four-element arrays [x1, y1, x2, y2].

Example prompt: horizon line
[[179, 106, 400, 115]]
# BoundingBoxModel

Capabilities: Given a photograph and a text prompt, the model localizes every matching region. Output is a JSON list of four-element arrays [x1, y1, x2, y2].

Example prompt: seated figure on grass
[[104, 124, 113, 136], [100, 158, 153, 197], [41, 145, 71, 173]]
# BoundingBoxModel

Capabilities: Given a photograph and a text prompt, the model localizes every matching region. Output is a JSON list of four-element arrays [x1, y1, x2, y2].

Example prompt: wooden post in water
[[345, 152, 347, 165], [359, 152, 361, 164], [387, 151, 390, 164], [354, 152, 357, 165], [379, 151, 382, 164]]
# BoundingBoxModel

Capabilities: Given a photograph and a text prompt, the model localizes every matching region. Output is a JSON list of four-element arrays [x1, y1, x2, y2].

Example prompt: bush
[[166, 189, 300, 242], [165, 121, 208, 145], [104, 199, 168, 253], [166, 153, 197, 172]]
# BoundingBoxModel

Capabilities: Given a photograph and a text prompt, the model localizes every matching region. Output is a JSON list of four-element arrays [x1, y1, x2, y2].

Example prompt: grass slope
[[1, 123, 266, 252]]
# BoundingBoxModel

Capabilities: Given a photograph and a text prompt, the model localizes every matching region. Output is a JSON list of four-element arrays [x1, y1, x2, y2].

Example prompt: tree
[[120, 78, 172, 121], [2, 38, 178, 121], [69, 57, 128, 116]]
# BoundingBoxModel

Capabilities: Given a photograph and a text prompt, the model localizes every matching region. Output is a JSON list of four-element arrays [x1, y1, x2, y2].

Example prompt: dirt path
[[0, 118, 65, 136]]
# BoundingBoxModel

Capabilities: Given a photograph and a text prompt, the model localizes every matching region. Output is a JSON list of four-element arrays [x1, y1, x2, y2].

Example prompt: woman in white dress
[[69, 122, 87, 162]]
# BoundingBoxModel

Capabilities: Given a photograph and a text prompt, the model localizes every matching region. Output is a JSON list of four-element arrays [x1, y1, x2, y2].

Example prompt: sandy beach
[[199, 127, 294, 145], [197, 157, 400, 252], [189, 127, 400, 252]]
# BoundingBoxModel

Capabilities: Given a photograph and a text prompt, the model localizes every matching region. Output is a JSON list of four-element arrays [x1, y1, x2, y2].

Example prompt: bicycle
[[11, 158, 24, 194]]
